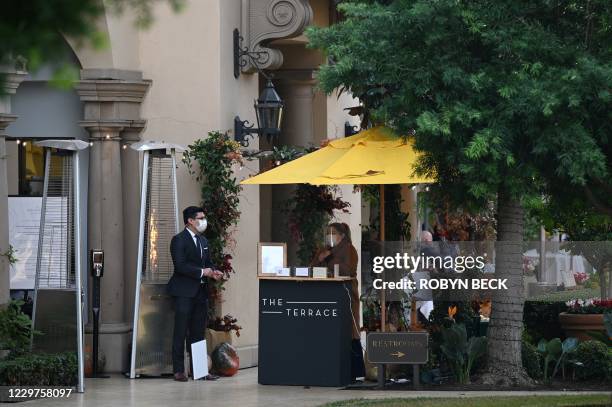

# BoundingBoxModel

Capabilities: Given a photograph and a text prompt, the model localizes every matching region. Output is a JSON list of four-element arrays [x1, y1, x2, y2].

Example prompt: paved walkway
[[23, 368, 610, 407]]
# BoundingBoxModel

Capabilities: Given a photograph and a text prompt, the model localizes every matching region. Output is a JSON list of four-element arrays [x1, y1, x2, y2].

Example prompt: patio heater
[[31, 139, 89, 393], [129, 141, 184, 378]]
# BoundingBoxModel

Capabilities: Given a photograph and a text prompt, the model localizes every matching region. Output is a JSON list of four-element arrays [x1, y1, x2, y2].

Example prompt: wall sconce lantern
[[233, 28, 284, 148], [235, 80, 284, 147], [344, 121, 359, 137]]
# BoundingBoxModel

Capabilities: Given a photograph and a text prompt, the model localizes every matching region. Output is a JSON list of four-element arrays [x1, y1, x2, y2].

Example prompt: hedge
[[0, 352, 77, 386]]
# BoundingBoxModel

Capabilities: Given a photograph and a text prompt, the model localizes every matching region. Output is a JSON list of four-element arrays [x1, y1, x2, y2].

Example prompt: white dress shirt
[[186, 227, 205, 279]]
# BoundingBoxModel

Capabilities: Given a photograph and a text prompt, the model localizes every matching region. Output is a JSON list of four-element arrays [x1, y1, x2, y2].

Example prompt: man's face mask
[[195, 218, 207, 233]]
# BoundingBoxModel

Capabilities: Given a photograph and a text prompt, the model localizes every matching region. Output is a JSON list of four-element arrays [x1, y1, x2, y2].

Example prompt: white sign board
[[8, 197, 42, 289], [191, 339, 209, 380], [260, 245, 285, 275], [9, 197, 69, 289]]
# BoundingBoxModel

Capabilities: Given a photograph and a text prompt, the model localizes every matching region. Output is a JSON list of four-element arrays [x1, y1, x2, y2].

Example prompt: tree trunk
[[601, 262, 612, 299], [600, 267, 607, 300], [480, 188, 531, 386]]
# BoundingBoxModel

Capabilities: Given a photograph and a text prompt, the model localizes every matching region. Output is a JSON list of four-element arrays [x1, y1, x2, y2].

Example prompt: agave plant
[[440, 323, 487, 384]]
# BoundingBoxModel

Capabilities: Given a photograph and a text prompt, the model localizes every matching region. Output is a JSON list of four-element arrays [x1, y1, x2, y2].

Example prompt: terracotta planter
[[558, 312, 605, 341]]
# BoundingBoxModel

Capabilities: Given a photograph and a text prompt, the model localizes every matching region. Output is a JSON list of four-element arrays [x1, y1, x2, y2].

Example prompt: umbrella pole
[[377, 184, 386, 388], [379, 184, 386, 332]]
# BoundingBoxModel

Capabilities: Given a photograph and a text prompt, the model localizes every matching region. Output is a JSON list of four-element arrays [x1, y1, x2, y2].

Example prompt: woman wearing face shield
[[310, 222, 365, 381]]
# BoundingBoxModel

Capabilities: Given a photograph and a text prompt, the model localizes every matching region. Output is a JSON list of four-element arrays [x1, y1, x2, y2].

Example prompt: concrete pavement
[[22, 368, 610, 407]]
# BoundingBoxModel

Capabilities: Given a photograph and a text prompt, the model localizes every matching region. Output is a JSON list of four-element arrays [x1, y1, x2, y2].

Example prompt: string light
[[16, 139, 20, 145], [105, 134, 111, 140]]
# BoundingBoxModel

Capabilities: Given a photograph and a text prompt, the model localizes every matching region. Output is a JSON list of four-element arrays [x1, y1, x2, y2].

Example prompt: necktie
[[195, 235, 203, 261]]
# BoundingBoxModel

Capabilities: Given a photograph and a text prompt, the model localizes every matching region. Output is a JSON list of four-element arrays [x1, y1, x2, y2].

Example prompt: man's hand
[[203, 268, 223, 281]]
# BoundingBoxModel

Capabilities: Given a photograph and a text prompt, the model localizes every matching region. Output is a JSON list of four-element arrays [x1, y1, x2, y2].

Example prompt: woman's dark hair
[[183, 206, 204, 225], [329, 222, 352, 243]]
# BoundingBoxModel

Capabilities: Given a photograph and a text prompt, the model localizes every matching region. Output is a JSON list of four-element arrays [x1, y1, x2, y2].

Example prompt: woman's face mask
[[327, 232, 340, 247]]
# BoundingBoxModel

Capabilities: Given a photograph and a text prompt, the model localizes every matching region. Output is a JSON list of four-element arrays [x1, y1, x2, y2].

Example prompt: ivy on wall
[[287, 184, 351, 265], [183, 131, 243, 310]]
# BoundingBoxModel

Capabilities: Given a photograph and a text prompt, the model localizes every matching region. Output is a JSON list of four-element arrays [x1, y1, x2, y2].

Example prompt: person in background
[[420, 230, 439, 258], [417, 230, 437, 321], [168, 206, 223, 382], [311, 222, 365, 382]]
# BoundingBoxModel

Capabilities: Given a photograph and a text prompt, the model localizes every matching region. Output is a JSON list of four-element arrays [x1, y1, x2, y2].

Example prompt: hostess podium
[[257, 277, 352, 387]]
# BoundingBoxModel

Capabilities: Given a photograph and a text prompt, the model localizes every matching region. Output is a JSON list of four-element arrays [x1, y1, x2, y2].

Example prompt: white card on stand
[[191, 339, 208, 380]]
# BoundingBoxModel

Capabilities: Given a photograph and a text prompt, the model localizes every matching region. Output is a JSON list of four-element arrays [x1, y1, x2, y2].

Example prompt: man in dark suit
[[168, 206, 223, 382]]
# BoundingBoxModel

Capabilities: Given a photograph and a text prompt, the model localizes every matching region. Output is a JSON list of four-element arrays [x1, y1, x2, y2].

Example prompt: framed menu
[[258, 242, 287, 276]]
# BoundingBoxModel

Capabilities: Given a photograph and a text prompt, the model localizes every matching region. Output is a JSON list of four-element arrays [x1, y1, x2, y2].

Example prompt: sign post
[[366, 332, 428, 389]]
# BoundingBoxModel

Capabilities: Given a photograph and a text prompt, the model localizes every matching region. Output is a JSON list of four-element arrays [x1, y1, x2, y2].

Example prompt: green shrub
[[440, 323, 487, 384], [0, 300, 40, 355], [573, 340, 612, 381], [523, 301, 567, 343], [521, 341, 543, 380], [0, 352, 77, 386]]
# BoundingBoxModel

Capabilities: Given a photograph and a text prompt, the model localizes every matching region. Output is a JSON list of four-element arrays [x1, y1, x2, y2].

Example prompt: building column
[[76, 69, 150, 372], [0, 70, 26, 306], [269, 71, 321, 264], [275, 70, 319, 147]]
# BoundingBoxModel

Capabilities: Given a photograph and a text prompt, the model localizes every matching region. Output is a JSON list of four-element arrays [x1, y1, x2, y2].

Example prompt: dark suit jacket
[[167, 228, 215, 298]]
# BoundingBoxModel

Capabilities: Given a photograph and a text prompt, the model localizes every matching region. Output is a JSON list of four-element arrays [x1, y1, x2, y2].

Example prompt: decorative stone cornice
[[0, 114, 17, 136], [241, 0, 313, 74], [1, 71, 27, 96], [75, 80, 151, 103], [120, 120, 147, 143], [76, 70, 150, 142], [0, 69, 27, 115], [79, 120, 126, 141]]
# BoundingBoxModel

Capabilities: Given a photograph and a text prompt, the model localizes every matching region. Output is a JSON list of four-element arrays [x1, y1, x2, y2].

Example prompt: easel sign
[[367, 332, 428, 389], [257, 243, 287, 276]]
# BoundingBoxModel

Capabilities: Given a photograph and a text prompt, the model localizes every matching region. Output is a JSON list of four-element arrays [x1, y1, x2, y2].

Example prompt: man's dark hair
[[183, 206, 204, 225]]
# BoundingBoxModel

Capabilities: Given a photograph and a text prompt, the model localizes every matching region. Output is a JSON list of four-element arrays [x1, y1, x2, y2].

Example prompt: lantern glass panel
[[255, 101, 283, 135]]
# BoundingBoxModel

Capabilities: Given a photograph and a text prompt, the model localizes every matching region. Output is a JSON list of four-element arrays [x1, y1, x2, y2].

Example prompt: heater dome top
[[130, 140, 186, 152], [35, 139, 90, 151]]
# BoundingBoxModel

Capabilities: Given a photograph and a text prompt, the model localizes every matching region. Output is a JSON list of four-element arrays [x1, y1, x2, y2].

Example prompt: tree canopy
[[308, 0, 612, 383], [307, 0, 612, 209]]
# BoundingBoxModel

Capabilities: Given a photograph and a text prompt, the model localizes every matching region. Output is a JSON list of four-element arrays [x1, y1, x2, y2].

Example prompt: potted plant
[[559, 298, 612, 341], [205, 314, 241, 354]]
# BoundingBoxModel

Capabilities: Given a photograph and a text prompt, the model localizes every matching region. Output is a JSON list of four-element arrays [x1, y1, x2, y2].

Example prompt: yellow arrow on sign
[[390, 351, 405, 358]]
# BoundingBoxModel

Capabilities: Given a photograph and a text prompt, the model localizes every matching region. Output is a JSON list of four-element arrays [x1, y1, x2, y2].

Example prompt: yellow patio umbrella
[[241, 126, 434, 332], [242, 126, 433, 185]]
